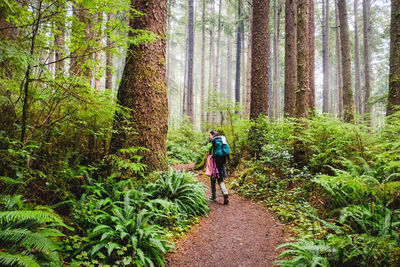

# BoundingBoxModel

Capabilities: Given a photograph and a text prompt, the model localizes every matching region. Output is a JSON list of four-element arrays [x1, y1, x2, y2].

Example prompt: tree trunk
[[207, 2, 215, 123], [338, 0, 354, 122], [387, 0, 400, 116], [335, 0, 343, 118], [245, 0, 253, 116], [227, 25, 233, 102], [94, 12, 103, 91], [111, 0, 168, 172], [284, 0, 296, 117], [322, 0, 330, 113], [201, 0, 206, 123], [308, 0, 315, 111], [187, 0, 195, 124], [106, 12, 115, 91], [214, 0, 222, 93], [273, 0, 282, 119], [354, 0, 361, 115], [235, 0, 243, 106], [241, 14, 246, 109], [250, 0, 270, 119], [363, 0, 371, 116], [295, 0, 310, 119], [54, 0, 65, 74]]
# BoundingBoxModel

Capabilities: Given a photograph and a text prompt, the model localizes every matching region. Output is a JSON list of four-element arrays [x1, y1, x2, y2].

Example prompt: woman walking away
[[208, 130, 229, 205]]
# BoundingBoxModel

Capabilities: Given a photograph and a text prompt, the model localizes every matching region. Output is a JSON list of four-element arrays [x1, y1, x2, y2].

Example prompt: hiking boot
[[209, 196, 216, 202], [223, 194, 229, 205]]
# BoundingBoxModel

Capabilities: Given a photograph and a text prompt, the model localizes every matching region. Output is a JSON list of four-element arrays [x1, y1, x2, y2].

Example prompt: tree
[[335, 0, 343, 117], [295, 0, 310, 119], [284, 0, 297, 117], [354, 0, 361, 114], [245, 0, 254, 116], [338, 0, 354, 122], [322, 0, 330, 113], [105, 12, 115, 91], [111, 0, 168, 172], [235, 0, 243, 106], [201, 0, 206, 123], [387, 0, 400, 115], [363, 0, 371, 116], [272, 0, 282, 119], [308, 0, 315, 110], [250, 0, 270, 119], [187, 0, 194, 123]]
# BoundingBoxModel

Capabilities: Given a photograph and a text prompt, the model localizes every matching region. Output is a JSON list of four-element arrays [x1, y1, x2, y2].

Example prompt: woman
[[208, 130, 229, 205]]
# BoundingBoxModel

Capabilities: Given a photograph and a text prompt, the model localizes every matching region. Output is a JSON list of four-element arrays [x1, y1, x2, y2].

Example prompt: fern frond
[[0, 251, 40, 267], [0, 210, 63, 224]]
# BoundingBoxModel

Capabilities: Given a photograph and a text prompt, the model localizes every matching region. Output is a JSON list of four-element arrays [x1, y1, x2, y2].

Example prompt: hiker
[[207, 130, 229, 205]]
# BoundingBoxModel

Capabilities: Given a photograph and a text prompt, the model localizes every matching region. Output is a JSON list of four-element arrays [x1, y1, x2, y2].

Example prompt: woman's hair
[[210, 130, 219, 136]]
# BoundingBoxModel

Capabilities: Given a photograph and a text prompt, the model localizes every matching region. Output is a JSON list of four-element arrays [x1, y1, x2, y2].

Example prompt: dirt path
[[166, 164, 288, 267]]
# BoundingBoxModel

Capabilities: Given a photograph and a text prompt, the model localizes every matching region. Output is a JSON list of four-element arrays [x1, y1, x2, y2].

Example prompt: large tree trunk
[[335, 0, 343, 118], [111, 0, 168, 172], [235, 0, 243, 106], [322, 0, 330, 113], [295, 0, 310, 119], [201, 0, 206, 123], [354, 0, 361, 115], [187, 0, 195, 124], [308, 0, 315, 111], [338, 0, 354, 122], [284, 0, 296, 117], [250, 0, 270, 119], [363, 0, 371, 116], [387, 0, 400, 116]]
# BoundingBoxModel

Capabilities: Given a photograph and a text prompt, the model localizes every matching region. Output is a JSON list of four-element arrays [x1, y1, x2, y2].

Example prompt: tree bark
[[308, 0, 315, 111], [250, 0, 270, 119], [106, 12, 115, 91], [111, 0, 168, 172], [207, 2, 215, 122], [295, 0, 310, 119], [214, 0, 222, 94], [354, 0, 361, 115], [201, 0, 206, 123], [387, 0, 400, 116], [272, 0, 281, 119], [338, 0, 354, 122], [335, 0, 343, 118], [322, 0, 330, 113], [245, 0, 253, 116], [363, 0, 371, 116], [284, 0, 297, 117], [187, 0, 195, 124], [235, 0, 243, 106], [54, 0, 65, 74]]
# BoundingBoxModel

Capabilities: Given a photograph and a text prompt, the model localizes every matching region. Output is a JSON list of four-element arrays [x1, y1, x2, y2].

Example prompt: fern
[[0, 252, 40, 267]]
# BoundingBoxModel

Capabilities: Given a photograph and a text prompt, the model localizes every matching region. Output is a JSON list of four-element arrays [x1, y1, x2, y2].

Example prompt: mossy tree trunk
[[111, 0, 168, 173], [250, 0, 270, 119], [338, 0, 354, 122], [387, 0, 400, 115], [284, 0, 297, 117]]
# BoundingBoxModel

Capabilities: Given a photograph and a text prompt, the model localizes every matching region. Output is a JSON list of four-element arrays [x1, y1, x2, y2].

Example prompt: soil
[[166, 163, 289, 267]]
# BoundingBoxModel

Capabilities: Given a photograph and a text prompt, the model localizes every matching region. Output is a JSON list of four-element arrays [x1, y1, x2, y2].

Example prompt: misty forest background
[[0, 0, 400, 266]]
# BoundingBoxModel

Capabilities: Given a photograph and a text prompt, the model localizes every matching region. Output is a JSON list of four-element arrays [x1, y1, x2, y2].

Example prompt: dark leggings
[[213, 155, 227, 180]]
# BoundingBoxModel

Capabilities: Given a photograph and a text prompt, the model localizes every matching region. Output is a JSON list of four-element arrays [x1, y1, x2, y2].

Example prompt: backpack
[[212, 136, 230, 157]]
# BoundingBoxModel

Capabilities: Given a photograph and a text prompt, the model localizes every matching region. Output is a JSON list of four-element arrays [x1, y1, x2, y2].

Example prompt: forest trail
[[166, 163, 288, 267]]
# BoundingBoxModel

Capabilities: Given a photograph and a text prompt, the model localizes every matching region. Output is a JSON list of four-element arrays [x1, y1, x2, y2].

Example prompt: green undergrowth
[[230, 113, 400, 267], [167, 118, 205, 166], [0, 136, 209, 266]]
